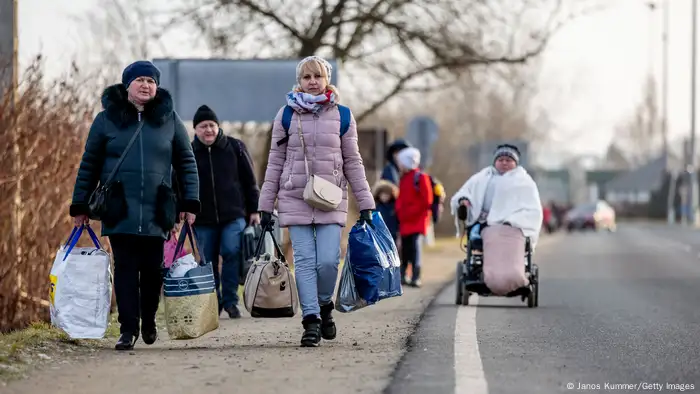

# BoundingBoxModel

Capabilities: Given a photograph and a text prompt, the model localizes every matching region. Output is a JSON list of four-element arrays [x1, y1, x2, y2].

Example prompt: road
[[388, 223, 700, 394], [5, 224, 700, 394]]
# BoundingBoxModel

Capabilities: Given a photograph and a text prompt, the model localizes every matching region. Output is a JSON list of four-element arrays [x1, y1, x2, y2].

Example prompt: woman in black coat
[[70, 61, 200, 350]]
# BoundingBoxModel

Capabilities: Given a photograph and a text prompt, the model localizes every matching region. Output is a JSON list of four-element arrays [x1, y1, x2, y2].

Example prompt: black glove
[[457, 205, 468, 221], [359, 209, 374, 228], [260, 211, 273, 230]]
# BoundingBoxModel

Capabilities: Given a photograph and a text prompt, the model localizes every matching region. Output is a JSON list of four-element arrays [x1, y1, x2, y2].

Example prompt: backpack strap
[[276, 105, 295, 147], [414, 172, 437, 192], [277, 104, 350, 146], [338, 105, 351, 137]]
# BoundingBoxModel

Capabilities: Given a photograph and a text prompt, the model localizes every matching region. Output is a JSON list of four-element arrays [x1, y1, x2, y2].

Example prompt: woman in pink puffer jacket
[[258, 56, 375, 347]]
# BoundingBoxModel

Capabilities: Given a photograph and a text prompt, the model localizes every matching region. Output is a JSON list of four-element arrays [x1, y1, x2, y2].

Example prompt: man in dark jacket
[[191, 105, 260, 318]]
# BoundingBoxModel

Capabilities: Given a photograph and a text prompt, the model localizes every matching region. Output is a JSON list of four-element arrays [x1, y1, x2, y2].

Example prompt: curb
[[382, 278, 455, 394]]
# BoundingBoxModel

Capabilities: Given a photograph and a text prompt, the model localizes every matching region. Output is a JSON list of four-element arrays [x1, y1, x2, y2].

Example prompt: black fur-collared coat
[[70, 84, 200, 238]]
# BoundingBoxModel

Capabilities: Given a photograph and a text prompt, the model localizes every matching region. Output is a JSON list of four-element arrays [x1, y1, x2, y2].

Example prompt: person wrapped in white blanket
[[450, 144, 543, 295]]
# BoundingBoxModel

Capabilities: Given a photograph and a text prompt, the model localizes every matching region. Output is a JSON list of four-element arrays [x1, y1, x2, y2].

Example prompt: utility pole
[[689, 0, 699, 226], [660, 0, 675, 224], [662, 0, 669, 155]]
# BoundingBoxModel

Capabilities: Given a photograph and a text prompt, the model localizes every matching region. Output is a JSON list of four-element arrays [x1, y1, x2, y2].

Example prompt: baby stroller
[[454, 206, 539, 308]]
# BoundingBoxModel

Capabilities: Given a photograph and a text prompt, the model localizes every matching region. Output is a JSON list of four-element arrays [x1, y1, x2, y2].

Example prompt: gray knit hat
[[493, 144, 520, 165]]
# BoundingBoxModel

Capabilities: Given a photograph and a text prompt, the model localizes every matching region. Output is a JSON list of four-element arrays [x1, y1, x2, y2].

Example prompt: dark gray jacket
[[70, 84, 200, 238]]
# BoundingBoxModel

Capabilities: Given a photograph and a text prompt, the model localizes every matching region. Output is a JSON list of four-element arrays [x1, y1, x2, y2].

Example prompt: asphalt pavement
[[386, 223, 700, 394]]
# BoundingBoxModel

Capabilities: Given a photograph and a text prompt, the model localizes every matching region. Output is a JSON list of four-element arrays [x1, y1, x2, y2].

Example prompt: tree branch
[[231, 0, 306, 42], [167, 0, 603, 122]]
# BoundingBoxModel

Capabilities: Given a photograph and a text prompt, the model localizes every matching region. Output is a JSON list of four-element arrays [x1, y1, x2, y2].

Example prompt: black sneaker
[[320, 302, 337, 340], [409, 279, 422, 288], [225, 305, 241, 319], [141, 324, 157, 345], [115, 332, 138, 351], [300, 315, 322, 347]]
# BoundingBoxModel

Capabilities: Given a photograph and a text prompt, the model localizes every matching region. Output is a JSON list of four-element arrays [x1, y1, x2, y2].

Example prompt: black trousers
[[400, 233, 422, 282], [109, 235, 164, 335]]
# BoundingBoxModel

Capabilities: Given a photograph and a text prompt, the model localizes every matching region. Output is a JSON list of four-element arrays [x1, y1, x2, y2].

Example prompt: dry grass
[[0, 58, 99, 332], [0, 321, 102, 383]]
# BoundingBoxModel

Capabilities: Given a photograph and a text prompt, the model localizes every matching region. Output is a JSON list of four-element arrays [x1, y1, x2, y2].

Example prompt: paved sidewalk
[[5, 242, 466, 394]]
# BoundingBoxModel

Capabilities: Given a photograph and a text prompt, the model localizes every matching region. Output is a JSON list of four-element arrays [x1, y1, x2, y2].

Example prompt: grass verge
[[0, 322, 102, 384]]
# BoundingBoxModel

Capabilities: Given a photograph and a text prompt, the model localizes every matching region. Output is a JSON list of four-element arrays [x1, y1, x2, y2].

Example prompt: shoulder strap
[[276, 106, 295, 147], [296, 116, 311, 179], [105, 121, 144, 185], [413, 171, 422, 191], [281, 105, 294, 133], [229, 136, 243, 158], [338, 105, 351, 137]]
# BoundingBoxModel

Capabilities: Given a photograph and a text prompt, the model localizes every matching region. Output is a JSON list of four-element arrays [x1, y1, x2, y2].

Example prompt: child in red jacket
[[395, 147, 434, 287]]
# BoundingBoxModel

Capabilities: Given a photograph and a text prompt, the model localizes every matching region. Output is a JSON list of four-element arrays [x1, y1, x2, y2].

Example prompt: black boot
[[225, 305, 241, 319], [115, 332, 138, 351], [410, 266, 422, 288], [320, 302, 337, 340], [300, 315, 322, 347], [141, 322, 157, 345]]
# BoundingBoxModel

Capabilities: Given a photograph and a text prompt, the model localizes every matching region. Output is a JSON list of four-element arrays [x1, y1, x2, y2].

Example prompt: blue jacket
[[376, 200, 399, 240]]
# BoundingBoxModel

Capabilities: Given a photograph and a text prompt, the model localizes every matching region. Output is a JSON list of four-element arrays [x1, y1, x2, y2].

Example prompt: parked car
[[564, 200, 616, 232]]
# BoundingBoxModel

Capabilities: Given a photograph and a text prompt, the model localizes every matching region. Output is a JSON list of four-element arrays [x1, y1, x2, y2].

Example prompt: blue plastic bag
[[371, 211, 403, 301], [347, 211, 403, 305], [334, 255, 368, 313]]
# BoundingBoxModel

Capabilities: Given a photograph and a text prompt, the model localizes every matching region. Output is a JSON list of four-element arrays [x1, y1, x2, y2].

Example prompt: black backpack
[[413, 172, 445, 223]]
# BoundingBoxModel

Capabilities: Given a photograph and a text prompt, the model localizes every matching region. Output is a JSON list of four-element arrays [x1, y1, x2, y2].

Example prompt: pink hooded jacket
[[258, 104, 375, 227]]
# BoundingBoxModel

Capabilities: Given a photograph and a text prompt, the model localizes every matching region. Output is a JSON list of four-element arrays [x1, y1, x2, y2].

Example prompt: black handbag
[[239, 223, 263, 283], [88, 121, 144, 223]]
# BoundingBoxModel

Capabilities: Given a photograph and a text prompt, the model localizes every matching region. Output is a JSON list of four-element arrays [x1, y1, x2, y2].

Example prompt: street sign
[[152, 58, 339, 123], [405, 116, 439, 168]]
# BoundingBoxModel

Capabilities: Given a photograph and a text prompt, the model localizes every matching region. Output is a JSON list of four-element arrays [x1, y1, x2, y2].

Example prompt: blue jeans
[[288, 224, 342, 319], [195, 218, 246, 310]]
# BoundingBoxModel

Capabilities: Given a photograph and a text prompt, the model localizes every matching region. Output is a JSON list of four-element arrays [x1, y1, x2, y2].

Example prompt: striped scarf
[[286, 90, 337, 114]]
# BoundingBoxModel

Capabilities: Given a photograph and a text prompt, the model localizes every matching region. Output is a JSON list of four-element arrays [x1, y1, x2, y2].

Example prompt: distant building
[[604, 153, 679, 204]]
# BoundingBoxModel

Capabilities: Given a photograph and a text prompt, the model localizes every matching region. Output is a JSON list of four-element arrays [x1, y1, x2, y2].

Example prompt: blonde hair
[[294, 57, 340, 101]]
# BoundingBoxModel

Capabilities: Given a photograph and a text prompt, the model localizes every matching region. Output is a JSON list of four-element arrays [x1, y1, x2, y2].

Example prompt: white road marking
[[454, 295, 489, 394]]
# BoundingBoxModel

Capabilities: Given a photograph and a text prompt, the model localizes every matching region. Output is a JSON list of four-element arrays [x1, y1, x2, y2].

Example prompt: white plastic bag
[[49, 225, 112, 339], [168, 253, 198, 278]]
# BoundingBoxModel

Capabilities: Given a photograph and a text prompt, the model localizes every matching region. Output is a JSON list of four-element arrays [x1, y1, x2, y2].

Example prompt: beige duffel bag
[[243, 223, 298, 318]]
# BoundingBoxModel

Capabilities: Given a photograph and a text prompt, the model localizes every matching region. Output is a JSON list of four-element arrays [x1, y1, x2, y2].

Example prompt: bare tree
[[162, 0, 602, 122], [601, 143, 631, 170], [72, 0, 165, 86], [611, 75, 663, 166]]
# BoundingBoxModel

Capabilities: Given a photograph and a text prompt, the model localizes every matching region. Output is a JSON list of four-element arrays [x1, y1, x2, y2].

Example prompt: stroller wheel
[[527, 284, 536, 308], [455, 262, 464, 305], [461, 286, 470, 305], [456, 282, 463, 305]]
